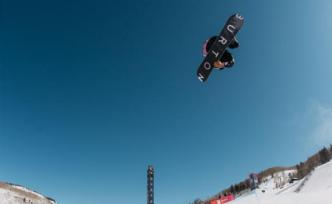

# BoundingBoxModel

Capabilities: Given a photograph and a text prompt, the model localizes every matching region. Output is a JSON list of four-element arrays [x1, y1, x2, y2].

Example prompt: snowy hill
[[301, 160, 332, 193], [0, 182, 56, 204], [230, 160, 332, 204]]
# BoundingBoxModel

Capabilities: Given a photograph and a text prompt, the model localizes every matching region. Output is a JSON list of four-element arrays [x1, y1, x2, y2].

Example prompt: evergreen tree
[[296, 162, 306, 179], [319, 147, 331, 164], [193, 199, 204, 204], [235, 184, 239, 194], [230, 185, 235, 194]]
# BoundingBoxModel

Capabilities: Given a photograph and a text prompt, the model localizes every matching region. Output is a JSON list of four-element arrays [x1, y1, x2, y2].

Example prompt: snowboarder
[[202, 36, 239, 69], [197, 13, 244, 82]]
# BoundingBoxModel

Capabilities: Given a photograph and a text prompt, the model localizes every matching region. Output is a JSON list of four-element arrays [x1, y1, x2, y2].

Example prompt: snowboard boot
[[224, 58, 235, 68], [220, 50, 235, 68]]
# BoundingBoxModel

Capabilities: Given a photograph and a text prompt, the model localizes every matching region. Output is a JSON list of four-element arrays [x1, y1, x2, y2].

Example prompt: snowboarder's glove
[[229, 37, 239, 49]]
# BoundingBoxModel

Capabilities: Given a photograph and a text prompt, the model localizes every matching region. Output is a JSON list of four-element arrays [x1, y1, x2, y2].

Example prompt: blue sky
[[0, 0, 332, 203]]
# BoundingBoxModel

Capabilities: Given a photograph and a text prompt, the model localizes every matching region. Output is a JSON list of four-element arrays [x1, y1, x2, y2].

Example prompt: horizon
[[1, 0, 332, 204]]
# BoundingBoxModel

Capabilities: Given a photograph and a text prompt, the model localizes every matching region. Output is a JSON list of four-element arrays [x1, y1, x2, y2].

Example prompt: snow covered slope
[[0, 182, 56, 204], [230, 160, 332, 204], [301, 160, 332, 193]]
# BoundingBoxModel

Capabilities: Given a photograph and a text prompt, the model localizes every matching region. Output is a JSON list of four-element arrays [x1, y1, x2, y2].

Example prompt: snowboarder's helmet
[[202, 39, 209, 57], [203, 36, 217, 57]]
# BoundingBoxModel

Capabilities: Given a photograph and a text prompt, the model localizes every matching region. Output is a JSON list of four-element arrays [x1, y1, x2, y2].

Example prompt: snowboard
[[197, 14, 244, 82]]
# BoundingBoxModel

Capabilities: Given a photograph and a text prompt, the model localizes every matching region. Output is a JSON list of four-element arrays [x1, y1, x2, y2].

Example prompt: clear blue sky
[[1, 0, 332, 203]]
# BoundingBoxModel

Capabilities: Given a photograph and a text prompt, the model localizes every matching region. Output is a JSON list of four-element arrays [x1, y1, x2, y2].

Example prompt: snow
[[301, 161, 332, 193], [0, 182, 56, 204], [230, 160, 332, 204], [11, 185, 44, 199], [231, 190, 331, 204]]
